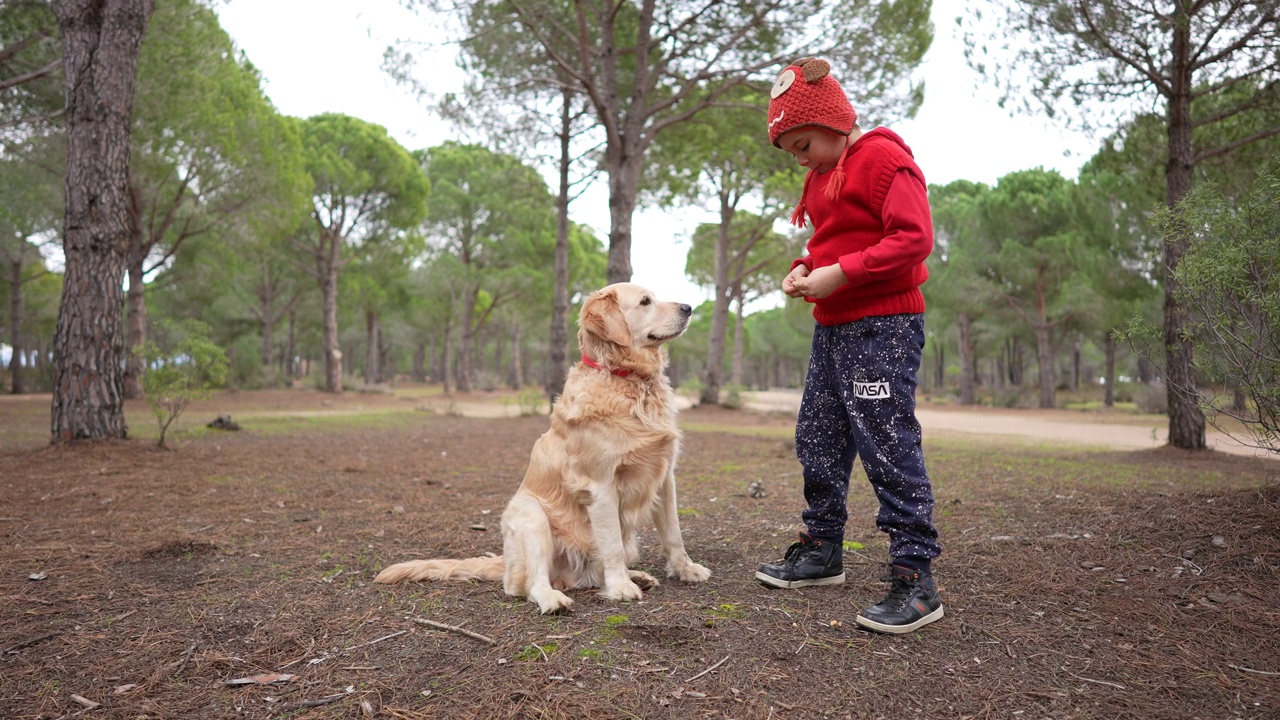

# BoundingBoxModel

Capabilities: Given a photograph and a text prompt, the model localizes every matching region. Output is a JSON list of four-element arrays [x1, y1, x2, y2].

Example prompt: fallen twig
[[172, 642, 198, 678], [1063, 668, 1125, 690], [343, 630, 407, 653], [2, 631, 59, 655], [684, 655, 729, 684], [1229, 664, 1280, 677], [411, 617, 496, 645]]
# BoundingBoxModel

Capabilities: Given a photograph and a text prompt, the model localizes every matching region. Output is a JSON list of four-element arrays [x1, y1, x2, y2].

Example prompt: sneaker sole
[[854, 604, 944, 634], [754, 571, 846, 589]]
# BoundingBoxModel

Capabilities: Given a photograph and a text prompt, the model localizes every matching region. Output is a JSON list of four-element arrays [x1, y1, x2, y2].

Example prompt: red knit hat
[[767, 58, 859, 227], [767, 58, 857, 147]]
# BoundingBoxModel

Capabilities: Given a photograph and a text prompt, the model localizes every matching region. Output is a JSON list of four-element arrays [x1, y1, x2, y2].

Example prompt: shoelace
[[879, 573, 917, 610], [781, 541, 805, 564]]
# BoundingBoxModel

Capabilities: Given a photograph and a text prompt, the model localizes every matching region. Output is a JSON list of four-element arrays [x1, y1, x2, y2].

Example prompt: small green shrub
[[136, 319, 229, 449], [722, 383, 744, 410], [517, 387, 545, 416], [678, 377, 704, 404]]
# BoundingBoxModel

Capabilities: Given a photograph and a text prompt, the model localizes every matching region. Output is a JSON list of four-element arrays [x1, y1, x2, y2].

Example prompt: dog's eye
[[640, 296, 651, 306]]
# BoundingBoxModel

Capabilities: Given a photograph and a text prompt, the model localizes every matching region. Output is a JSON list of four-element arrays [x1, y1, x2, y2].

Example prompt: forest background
[[1, 0, 1278, 453]]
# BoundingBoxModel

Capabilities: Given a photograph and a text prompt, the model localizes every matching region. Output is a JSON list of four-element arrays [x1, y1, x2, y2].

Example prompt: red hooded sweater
[[792, 127, 933, 327]]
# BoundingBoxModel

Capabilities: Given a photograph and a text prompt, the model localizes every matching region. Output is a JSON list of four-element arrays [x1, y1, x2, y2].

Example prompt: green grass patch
[[681, 422, 793, 439], [233, 409, 422, 435], [514, 642, 558, 662]]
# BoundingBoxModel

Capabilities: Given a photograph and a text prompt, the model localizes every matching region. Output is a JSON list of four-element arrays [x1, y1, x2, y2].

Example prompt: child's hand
[[782, 265, 810, 298], [791, 264, 847, 299]]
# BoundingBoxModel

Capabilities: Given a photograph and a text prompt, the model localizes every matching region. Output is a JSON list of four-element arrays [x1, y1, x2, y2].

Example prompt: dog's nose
[[678, 304, 692, 316]]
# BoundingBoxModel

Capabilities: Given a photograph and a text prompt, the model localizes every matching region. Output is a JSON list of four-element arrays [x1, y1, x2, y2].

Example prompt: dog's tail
[[373, 555, 505, 584]]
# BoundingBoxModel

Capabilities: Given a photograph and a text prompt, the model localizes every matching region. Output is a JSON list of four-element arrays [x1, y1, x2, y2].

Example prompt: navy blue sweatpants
[[795, 313, 941, 565]]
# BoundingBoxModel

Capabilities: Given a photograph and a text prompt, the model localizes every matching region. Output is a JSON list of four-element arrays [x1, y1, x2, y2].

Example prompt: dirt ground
[[1, 388, 1278, 720]]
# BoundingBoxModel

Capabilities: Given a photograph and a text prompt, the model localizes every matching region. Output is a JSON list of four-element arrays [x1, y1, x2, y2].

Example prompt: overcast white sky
[[215, 0, 1099, 306]]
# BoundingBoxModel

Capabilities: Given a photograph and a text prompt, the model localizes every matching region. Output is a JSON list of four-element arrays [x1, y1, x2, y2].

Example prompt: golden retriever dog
[[375, 282, 711, 613]]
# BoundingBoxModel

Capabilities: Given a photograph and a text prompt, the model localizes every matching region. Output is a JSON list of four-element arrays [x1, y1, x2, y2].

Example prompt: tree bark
[[1103, 330, 1116, 408], [957, 312, 975, 405], [7, 259, 25, 394], [546, 85, 572, 403], [285, 310, 296, 381], [50, 0, 154, 442], [508, 322, 523, 390], [1035, 321, 1055, 409], [1161, 16, 1206, 450], [700, 195, 733, 406], [363, 309, 379, 385], [1070, 336, 1081, 391], [605, 145, 641, 284], [412, 341, 426, 383], [731, 292, 745, 387], [320, 229, 342, 393], [456, 287, 476, 392]]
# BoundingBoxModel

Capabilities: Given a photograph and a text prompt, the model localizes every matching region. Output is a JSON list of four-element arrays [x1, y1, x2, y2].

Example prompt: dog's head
[[578, 283, 692, 372]]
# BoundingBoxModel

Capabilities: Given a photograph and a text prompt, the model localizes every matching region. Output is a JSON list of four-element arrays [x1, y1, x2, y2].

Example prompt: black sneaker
[[855, 564, 944, 634], [755, 533, 845, 589]]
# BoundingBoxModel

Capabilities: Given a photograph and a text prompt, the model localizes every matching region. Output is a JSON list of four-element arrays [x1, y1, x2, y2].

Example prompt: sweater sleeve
[[837, 168, 934, 287]]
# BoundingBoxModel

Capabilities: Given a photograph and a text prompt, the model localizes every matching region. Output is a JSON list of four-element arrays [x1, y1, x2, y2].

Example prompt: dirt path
[[741, 390, 1276, 460]]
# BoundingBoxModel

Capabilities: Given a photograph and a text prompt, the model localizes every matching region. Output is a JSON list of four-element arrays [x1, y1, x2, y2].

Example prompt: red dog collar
[[581, 354, 632, 378]]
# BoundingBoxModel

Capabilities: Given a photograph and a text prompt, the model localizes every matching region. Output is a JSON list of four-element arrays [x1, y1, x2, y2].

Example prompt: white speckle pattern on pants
[[795, 314, 941, 562]]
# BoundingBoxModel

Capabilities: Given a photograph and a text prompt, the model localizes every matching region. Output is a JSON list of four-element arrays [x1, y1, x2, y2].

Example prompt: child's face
[[776, 127, 847, 174]]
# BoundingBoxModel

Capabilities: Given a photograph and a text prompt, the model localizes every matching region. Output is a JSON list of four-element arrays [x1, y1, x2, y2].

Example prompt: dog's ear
[[581, 289, 633, 348]]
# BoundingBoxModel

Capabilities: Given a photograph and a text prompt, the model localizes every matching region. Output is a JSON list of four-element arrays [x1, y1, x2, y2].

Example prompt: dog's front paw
[[600, 578, 645, 602], [667, 557, 712, 583], [529, 587, 574, 614]]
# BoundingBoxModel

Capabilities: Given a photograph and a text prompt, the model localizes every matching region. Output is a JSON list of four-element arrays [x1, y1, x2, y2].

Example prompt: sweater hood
[[855, 127, 915, 158]]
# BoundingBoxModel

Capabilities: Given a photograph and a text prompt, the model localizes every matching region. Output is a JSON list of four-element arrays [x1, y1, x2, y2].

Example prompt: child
[[754, 58, 943, 634]]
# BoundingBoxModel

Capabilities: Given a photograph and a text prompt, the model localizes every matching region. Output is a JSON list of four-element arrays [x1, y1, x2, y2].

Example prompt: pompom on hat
[[767, 58, 859, 227]]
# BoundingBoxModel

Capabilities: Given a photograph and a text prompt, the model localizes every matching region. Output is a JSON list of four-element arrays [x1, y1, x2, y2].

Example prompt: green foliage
[[1151, 170, 1280, 452], [136, 320, 229, 449], [0, 1, 61, 132], [301, 113, 429, 234], [517, 387, 545, 416]]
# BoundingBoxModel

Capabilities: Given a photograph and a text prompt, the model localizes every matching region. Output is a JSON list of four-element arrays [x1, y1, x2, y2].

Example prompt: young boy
[[754, 58, 943, 634]]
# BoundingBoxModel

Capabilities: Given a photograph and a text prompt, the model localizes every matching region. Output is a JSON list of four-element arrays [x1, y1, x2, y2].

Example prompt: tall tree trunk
[[731, 292, 745, 387], [8, 259, 24, 394], [934, 342, 944, 390], [700, 196, 732, 406], [605, 149, 641, 284], [1161, 20, 1206, 450], [441, 323, 453, 394], [50, 0, 153, 442], [456, 287, 476, 392], [508, 322, 523, 390], [259, 282, 276, 369], [547, 85, 572, 403], [285, 310, 296, 380], [1035, 322, 1055, 409], [957, 312, 975, 405], [413, 341, 425, 383], [122, 249, 145, 398], [1071, 336, 1081, 391], [363, 309, 379, 385], [1103, 330, 1116, 408], [320, 231, 342, 393]]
